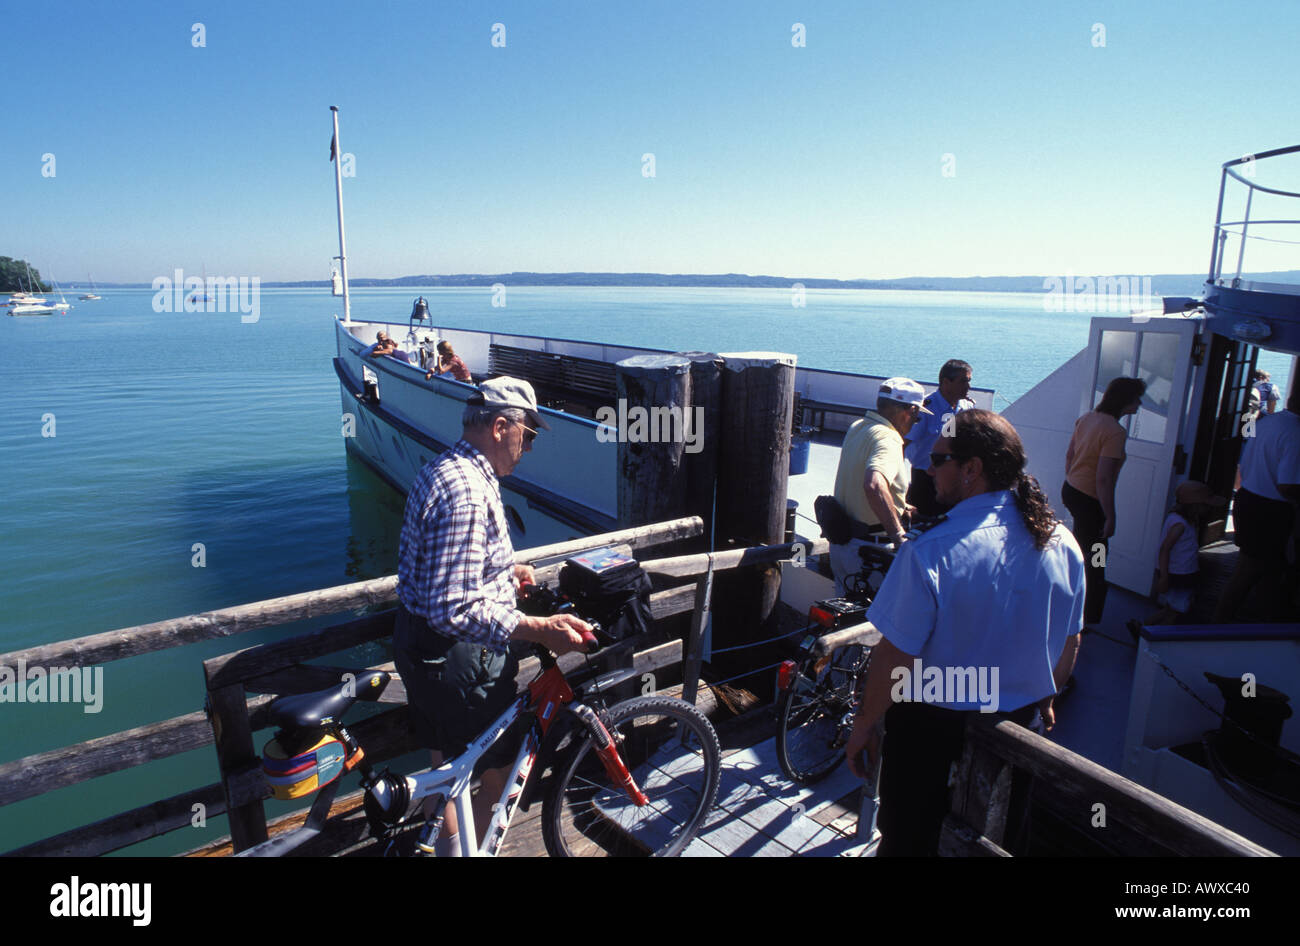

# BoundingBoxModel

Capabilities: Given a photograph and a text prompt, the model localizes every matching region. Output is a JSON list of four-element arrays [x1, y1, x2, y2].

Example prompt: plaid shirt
[[397, 439, 521, 652]]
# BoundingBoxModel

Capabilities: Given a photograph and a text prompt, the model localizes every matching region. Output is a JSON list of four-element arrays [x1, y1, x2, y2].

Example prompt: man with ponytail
[[844, 410, 1086, 856]]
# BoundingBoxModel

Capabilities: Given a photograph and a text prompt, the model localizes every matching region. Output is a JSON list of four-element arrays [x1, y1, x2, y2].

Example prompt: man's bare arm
[[863, 470, 905, 542]]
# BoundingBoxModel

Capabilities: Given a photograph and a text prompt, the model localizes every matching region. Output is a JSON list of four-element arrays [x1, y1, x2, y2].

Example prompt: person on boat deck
[[1215, 387, 1300, 622], [905, 359, 976, 517], [393, 377, 591, 856], [1137, 480, 1225, 627], [828, 378, 930, 593], [426, 340, 472, 382], [1254, 369, 1282, 415], [844, 410, 1086, 857], [1061, 376, 1146, 630], [366, 331, 399, 358]]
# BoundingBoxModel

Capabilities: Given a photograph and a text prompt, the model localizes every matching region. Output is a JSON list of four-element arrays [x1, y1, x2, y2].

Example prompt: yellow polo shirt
[[833, 410, 910, 527]]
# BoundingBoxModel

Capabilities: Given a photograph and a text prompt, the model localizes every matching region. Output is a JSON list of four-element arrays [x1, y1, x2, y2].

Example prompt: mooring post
[[206, 683, 268, 851], [613, 354, 692, 529], [710, 352, 796, 699], [678, 351, 723, 553]]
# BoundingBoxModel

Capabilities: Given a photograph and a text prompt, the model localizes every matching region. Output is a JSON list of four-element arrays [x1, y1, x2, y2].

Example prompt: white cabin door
[[1082, 317, 1202, 595]]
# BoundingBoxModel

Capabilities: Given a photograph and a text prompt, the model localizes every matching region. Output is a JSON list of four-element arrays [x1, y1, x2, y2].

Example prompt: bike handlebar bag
[[262, 732, 349, 800], [559, 545, 652, 643]]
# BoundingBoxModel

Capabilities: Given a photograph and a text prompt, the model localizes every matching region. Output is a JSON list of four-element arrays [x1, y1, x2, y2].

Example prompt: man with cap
[[828, 377, 931, 592], [394, 376, 592, 855], [905, 359, 975, 517]]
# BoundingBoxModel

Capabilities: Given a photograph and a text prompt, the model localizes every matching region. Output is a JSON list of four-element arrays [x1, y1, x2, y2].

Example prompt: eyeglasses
[[513, 420, 538, 444], [929, 452, 963, 468]]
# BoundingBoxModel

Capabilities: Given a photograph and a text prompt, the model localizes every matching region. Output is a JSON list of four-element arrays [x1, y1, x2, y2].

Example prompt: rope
[[709, 627, 810, 655]]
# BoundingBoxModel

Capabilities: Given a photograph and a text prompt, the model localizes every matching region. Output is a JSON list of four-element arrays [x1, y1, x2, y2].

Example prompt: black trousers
[[1062, 480, 1108, 626], [876, 701, 1042, 857]]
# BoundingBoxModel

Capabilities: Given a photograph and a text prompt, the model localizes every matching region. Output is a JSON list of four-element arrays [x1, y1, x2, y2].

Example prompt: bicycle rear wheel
[[776, 643, 869, 784], [542, 695, 721, 857]]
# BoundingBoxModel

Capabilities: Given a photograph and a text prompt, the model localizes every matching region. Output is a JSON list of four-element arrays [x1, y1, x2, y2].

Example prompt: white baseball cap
[[470, 376, 550, 429], [878, 377, 933, 414]]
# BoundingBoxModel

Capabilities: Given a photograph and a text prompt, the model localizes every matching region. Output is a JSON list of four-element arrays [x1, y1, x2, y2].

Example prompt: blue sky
[[5, 0, 1299, 283]]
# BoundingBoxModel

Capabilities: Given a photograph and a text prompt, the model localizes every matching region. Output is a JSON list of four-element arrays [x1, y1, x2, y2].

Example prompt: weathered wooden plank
[[518, 517, 702, 566], [966, 718, 1275, 857], [6, 783, 227, 857], [0, 519, 703, 676], [938, 815, 1011, 858], [682, 573, 712, 707], [209, 683, 268, 851], [1, 577, 400, 672], [203, 611, 395, 689], [640, 540, 822, 580], [0, 707, 248, 808], [243, 662, 403, 701], [814, 621, 881, 656], [949, 736, 1012, 844]]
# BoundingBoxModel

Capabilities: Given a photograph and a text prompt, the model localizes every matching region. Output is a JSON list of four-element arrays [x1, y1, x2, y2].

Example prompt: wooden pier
[[0, 514, 1275, 857]]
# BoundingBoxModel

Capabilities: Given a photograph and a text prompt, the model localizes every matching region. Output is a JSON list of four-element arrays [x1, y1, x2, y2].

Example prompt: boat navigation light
[[1232, 318, 1272, 343]]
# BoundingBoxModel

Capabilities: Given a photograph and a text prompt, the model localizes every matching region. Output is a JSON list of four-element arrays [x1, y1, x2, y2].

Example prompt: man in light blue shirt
[[905, 359, 976, 517], [845, 410, 1085, 856]]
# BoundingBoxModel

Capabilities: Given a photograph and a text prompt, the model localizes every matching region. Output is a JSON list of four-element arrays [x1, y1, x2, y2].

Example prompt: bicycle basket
[[262, 732, 353, 800]]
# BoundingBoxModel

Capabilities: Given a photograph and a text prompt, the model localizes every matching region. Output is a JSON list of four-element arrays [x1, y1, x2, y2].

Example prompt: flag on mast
[[330, 133, 337, 162]]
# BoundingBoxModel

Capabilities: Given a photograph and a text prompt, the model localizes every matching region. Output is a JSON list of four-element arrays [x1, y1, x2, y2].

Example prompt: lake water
[[0, 285, 1291, 853]]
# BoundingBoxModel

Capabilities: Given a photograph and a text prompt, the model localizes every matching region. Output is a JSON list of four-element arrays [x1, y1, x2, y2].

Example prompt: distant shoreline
[[31, 270, 1300, 297]]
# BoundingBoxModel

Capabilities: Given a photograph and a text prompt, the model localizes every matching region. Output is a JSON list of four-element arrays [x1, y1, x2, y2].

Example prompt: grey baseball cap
[[470, 376, 550, 429], [878, 377, 934, 414]]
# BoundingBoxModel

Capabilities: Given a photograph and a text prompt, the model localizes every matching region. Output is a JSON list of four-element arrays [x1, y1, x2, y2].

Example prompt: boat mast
[[330, 106, 352, 324]]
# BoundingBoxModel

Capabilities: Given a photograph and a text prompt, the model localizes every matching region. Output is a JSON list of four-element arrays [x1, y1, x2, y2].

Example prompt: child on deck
[[1142, 480, 1226, 625]]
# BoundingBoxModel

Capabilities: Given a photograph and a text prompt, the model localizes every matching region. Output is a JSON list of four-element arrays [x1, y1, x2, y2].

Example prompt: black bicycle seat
[[268, 669, 391, 732]]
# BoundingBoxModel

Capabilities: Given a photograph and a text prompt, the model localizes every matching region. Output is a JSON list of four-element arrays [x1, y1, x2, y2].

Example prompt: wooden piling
[[614, 354, 692, 529], [678, 351, 723, 552], [710, 352, 797, 698]]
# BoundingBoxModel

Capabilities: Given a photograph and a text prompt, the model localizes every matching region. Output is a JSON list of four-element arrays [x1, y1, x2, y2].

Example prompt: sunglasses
[[929, 452, 963, 468]]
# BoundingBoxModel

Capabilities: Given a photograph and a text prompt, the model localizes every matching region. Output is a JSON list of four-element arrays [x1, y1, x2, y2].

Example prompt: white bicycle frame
[[390, 689, 544, 858]]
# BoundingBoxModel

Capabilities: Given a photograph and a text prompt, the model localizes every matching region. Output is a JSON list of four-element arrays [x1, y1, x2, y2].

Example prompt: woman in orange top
[[1061, 376, 1146, 627], [425, 340, 472, 383]]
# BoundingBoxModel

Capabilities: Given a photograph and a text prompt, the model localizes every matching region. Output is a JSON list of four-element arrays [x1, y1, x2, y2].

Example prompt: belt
[[848, 520, 889, 541]]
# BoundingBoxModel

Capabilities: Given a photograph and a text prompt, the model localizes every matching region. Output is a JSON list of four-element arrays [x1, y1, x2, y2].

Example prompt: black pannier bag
[[558, 545, 653, 643], [814, 494, 853, 545]]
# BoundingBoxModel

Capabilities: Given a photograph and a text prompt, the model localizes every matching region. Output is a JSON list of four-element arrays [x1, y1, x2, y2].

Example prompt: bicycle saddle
[[268, 670, 391, 732]]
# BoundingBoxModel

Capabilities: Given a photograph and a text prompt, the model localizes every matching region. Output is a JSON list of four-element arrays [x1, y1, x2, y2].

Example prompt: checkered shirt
[[397, 439, 521, 651]]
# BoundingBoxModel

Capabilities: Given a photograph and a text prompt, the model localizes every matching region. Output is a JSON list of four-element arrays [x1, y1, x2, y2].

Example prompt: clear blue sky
[[5, 0, 1299, 283]]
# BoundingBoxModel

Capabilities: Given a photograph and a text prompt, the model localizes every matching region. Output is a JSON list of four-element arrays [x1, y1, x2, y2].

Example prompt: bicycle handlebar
[[517, 581, 606, 656]]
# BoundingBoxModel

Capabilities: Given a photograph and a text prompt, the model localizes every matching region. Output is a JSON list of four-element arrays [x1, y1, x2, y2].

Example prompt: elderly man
[[905, 359, 975, 517], [1216, 387, 1300, 621], [394, 377, 591, 856], [844, 411, 1085, 856], [828, 377, 931, 592]]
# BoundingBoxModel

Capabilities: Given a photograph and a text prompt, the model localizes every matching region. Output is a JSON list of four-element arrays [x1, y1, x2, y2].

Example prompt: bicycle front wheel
[[542, 695, 721, 857], [776, 643, 869, 784]]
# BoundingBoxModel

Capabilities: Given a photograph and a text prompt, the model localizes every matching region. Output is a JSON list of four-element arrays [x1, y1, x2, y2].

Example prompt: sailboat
[[79, 275, 101, 301], [7, 263, 56, 316], [47, 274, 72, 313]]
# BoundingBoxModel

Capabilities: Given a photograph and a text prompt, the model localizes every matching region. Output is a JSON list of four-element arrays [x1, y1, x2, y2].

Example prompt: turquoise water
[[0, 286, 1291, 853]]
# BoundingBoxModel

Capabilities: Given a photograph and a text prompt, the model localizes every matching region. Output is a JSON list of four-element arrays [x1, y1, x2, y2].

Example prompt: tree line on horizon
[[0, 257, 49, 294]]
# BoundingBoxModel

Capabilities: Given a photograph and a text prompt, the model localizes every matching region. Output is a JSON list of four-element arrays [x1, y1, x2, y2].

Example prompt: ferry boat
[[328, 131, 1300, 854]]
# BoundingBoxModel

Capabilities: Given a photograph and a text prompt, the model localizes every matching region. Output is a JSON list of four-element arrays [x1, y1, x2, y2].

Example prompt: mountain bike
[[240, 583, 721, 857], [775, 542, 897, 784]]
